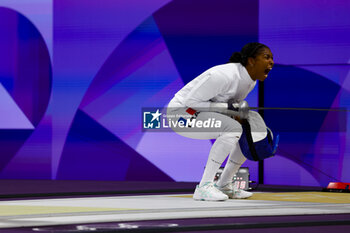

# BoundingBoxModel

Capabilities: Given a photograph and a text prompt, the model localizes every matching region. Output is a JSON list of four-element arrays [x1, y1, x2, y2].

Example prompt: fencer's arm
[[228, 99, 250, 119], [181, 70, 249, 118], [208, 102, 229, 114], [209, 100, 249, 119], [182, 71, 231, 109]]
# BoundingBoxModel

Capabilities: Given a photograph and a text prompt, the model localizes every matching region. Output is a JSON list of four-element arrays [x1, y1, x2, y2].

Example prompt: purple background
[[0, 0, 349, 187]]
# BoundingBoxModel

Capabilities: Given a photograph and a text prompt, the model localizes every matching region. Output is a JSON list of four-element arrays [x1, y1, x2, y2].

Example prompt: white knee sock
[[199, 137, 233, 187], [216, 142, 246, 187]]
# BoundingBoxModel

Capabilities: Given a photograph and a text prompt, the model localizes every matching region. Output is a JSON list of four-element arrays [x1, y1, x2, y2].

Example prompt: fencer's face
[[247, 48, 274, 81]]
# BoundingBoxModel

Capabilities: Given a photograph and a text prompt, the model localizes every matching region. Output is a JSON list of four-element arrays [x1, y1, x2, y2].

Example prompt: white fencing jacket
[[169, 63, 256, 112]]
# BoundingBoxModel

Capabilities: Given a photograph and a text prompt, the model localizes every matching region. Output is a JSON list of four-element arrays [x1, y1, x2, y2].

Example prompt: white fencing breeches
[[167, 107, 247, 185]]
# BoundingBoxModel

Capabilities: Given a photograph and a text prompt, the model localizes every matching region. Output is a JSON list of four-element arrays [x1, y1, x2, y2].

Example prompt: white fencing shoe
[[217, 182, 253, 199], [193, 182, 228, 201]]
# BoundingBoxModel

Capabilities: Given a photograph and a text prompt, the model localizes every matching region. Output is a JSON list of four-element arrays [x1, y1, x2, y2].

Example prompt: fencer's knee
[[218, 132, 241, 146], [221, 121, 242, 141], [224, 121, 242, 133]]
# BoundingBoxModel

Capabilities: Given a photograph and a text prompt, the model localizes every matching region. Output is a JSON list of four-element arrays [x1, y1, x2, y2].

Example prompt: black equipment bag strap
[[242, 119, 259, 161]]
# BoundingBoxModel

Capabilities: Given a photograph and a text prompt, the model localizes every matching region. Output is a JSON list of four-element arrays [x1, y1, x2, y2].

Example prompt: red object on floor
[[326, 182, 350, 190]]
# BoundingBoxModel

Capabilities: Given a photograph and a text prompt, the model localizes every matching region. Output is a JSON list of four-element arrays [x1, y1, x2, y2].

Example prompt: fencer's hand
[[233, 115, 244, 124], [227, 99, 249, 119]]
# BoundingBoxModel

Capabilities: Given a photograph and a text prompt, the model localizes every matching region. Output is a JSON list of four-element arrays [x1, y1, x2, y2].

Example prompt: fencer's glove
[[227, 99, 250, 119]]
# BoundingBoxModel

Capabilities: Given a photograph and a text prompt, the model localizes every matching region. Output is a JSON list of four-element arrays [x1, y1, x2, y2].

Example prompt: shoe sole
[[231, 196, 253, 199], [218, 188, 253, 199], [193, 197, 228, 201], [193, 194, 228, 201], [230, 193, 253, 199]]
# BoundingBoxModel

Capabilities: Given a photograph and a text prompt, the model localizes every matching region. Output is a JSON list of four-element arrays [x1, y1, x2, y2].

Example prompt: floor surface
[[0, 191, 349, 229]]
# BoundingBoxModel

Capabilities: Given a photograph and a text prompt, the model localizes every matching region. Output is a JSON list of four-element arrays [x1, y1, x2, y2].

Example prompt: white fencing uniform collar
[[238, 63, 256, 86]]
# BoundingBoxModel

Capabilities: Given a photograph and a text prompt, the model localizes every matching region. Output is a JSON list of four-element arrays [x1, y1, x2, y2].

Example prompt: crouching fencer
[[167, 42, 277, 201]]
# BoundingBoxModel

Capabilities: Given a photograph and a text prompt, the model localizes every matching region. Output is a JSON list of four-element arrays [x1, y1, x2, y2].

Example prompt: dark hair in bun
[[229, 42, 269, 66]]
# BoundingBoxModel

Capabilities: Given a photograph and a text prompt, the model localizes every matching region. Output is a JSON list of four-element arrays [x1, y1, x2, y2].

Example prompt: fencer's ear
[[247, 57, 255, 66]]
